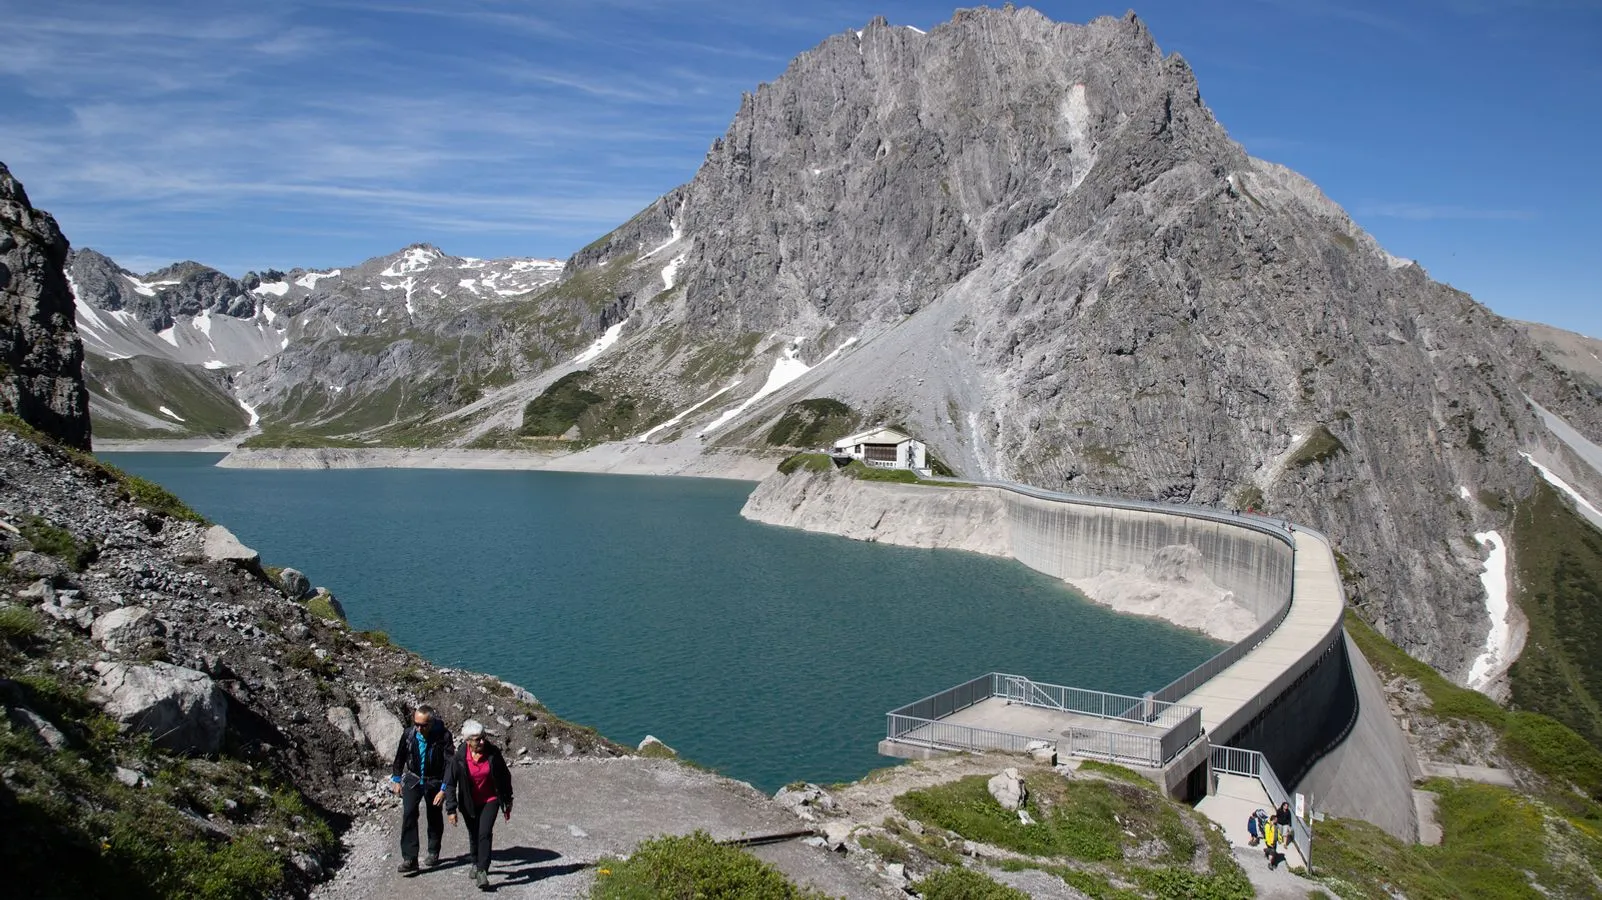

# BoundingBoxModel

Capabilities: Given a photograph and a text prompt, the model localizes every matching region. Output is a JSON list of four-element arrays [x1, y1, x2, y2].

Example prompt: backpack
[[1246, 815, 1260, 840]]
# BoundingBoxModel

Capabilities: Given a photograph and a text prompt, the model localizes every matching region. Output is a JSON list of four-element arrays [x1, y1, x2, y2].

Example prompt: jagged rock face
[[674, 10, 1229, 336], [565, 8, 1602, 679], [0, 163, 90, 449], [68, 250, 251, 332]]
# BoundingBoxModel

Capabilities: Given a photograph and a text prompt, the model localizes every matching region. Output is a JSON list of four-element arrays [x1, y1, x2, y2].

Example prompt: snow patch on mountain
[[1522, 452, 1602, 531], [639, 381, 741, 443], [381, 247, 438, 277], [700, 340, 816, 436], [296, 270, 340, 289], [158, 406, 186, 422], [662, 253, 687, 290], [572, 321, 626, 365], [1467, 531, 1513, 692], [253, 281, 289, 297]]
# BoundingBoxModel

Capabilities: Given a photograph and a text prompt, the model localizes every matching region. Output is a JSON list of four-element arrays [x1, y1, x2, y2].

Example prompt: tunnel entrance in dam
[[1218, 634, 1358, 792]]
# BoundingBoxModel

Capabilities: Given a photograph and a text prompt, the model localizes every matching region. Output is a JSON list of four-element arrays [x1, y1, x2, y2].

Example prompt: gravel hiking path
[[312, 757, 894, 899]]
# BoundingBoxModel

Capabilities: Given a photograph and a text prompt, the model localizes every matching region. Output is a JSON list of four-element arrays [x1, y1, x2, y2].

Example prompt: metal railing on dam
[[885, 673, 1204, 769], [920, 476, 1344, 745], [886, 475, 1350, 790]]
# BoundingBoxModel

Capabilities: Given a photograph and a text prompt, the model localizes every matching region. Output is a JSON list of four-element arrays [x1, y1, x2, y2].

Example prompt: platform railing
[[885, 673, 1203, 768], [1210, 746, 1312, 861]]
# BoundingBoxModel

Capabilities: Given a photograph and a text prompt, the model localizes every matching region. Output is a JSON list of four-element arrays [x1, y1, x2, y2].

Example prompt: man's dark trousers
[[400, 781, 445, 863]]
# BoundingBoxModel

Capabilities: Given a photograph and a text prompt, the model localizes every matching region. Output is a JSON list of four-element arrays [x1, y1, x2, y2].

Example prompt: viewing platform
[[881, 673, 1203, 770]]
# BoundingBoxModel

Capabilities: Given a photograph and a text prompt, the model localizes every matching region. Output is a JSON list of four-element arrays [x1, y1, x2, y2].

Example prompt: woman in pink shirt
[[444, 719, 514, 891]]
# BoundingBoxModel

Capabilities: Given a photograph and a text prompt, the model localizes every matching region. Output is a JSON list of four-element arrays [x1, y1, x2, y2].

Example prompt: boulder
[[775, 782, 836, 822], [5, 704, 67, 750], [1025, 740, 1058, 765], [92, 661, 227, 754], [91, 606, 166, 654], [9, 551, 65, 581], [357, 698, 404, 761], [988, 767, 1028, 811], [326, 706, 371, 751], [16, 579, 53, 603], [278, 568, 312, 600], [202, 526, 259, 567]]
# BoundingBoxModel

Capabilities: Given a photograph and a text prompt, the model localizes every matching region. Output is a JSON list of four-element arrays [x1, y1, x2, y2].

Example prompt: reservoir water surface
[[104, 453, 1221, 792]]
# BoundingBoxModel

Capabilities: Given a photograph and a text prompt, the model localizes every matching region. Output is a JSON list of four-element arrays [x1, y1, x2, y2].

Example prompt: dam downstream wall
[[745, 467, 1421, 840]]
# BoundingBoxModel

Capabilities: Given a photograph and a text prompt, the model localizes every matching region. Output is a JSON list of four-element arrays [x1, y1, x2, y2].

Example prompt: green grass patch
[[777, 452, 835, 475], [1076, 760, 1156, 788], [1288, 425, 1346, 468], [0, 605, 43, 643], [764, 398, 858, 448], [304, 594, 345, 625], [1313, 779, 1602, 900], [1508, 480, 1602, 748], [118, 473, 206, 523], [589, 830, 828, 899], [357, 630, 392, 648], [913, 866, 1030, 900], [892, 773, 1183, 863], [1344, 610, 1507, 727], [843, 459, 919, 483], [20, 516, 97, 570]]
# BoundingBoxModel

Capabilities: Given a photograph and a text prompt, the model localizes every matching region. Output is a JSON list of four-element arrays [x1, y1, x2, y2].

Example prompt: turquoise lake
[[102, 453, 1222, 792]]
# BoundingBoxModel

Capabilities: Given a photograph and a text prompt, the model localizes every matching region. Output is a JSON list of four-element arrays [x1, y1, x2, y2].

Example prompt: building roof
[[834, 427, 914, 448]]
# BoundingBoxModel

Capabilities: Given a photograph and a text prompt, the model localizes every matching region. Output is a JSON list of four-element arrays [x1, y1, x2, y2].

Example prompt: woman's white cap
[[461, 719, 485, 738]]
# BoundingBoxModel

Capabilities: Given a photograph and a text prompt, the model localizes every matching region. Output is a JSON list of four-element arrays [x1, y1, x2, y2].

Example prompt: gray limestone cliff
[[0, 163, 90, 449]]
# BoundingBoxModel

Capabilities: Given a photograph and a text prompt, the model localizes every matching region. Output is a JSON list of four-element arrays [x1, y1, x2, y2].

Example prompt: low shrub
[[590, 830, 826, 899], [20, 516, 97, 570], [913, 866, 1030, 900], [0, 605, 42, 643]]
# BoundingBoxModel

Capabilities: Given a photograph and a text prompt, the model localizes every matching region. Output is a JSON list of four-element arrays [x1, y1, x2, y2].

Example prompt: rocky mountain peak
[[0, 162, 91, 449]]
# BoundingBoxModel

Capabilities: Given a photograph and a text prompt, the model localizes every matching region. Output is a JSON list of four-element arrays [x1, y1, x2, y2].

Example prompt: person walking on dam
[[445, 719, 514, 891], [390, 704, 455, 875]]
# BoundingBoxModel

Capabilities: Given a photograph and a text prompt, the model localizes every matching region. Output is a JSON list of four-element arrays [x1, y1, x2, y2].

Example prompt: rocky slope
[[0, 415, 626, 896], [1, 163, 90, 450]]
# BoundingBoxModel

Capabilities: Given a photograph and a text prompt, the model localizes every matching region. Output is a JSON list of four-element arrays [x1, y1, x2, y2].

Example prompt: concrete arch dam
[[740, 471, 1422, 841]]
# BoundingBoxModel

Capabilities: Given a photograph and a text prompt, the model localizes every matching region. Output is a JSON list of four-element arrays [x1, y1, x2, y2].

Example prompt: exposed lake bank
[[95, 437, 782, 481]]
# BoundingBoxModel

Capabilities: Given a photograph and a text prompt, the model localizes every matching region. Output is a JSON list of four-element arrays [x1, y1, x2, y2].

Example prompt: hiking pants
[[462, 798, 502, 872], [400, 781, 445, 862]]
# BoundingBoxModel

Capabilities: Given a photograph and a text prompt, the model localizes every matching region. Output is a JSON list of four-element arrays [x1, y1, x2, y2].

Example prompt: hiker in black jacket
[[444, 719, 515, 891], [389, 705, 455, 874]]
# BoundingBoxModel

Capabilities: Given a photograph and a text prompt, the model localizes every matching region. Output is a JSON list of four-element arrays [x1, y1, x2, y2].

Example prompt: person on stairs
[[446, 719, 515, 891]]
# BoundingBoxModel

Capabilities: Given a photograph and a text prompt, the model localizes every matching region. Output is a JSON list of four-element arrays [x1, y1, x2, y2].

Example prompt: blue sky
[[1, 1, 1598, 336]]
